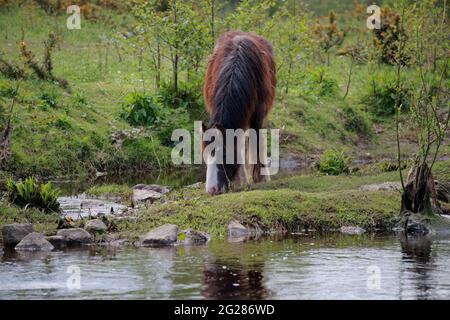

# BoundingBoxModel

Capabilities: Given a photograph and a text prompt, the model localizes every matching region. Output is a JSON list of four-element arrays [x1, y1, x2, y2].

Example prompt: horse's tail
[[210, 35, 268, 129]]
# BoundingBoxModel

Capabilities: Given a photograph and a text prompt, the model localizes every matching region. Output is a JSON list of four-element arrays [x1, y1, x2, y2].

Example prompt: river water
[[1, 234, 450, 300]]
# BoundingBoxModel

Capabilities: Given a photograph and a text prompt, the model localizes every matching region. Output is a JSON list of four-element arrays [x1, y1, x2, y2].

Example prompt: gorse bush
[[372, 6, 410, 66], [6, 177, 60, 213], [120, 92, 161, 127], [317, 148, 350, 175]]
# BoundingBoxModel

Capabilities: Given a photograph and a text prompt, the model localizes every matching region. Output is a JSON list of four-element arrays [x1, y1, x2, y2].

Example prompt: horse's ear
[[214, 123, 225, 133]]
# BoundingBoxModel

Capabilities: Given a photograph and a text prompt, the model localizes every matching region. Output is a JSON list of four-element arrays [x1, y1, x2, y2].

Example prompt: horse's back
[[204, 31, 276, 118]]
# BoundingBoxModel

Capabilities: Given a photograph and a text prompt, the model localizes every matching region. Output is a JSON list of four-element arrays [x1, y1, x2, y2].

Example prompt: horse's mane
[[206, 32, 273, 130]]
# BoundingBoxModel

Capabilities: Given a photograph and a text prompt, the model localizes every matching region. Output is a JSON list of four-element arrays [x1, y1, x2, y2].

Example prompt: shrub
[[339, 106, 371, 136], [372, 6, 410, 66], [6, 177, 60, 213], [157, 81, 203, 109], [378, 160, 408, 172], [362, 76, 410, 116], [39, 92, 59, 109], [0, 80, 18, 99], [305, 67, 338, 97], [317, 148, 350, 175], [120, 92, 161, 127]]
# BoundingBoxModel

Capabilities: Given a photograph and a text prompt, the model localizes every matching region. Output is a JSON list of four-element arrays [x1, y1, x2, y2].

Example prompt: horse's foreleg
[[250, 112, 269, 183]]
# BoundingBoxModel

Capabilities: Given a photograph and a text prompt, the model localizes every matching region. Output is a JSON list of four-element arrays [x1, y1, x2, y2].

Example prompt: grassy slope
[[0, 4, 171, 177], [0, 3, 428, 178]]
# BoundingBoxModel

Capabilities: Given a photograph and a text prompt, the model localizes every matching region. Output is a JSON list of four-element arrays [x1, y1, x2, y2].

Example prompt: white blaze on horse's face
[[206, 153, 223, 196]]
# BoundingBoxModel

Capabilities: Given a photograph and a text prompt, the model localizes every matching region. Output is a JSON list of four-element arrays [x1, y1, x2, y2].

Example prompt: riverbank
[[1, 160, 449, 243]]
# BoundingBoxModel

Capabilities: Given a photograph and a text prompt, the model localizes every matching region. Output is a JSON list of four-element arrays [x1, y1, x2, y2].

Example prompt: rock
[[185, 182, 203, 189], [140, 224, 179, 247], [132, 184, 171, 203], [406, 216, 429, 236], [57, 228, 93, 245], [1, 223, 34, 247], [15, 233, 54, 252], [182, 229, 210, 245], [228, 220, 249, 238], [45, 235, 66, 248], [340, 226, 366, 235], [85, 219, 108, 234]]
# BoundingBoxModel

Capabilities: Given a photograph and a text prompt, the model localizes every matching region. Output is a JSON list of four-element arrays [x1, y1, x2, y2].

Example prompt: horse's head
[[202, 123, 240, 196]]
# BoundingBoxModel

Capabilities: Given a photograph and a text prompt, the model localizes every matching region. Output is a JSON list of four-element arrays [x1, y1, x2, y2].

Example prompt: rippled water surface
[[1, 234, 450, 299]]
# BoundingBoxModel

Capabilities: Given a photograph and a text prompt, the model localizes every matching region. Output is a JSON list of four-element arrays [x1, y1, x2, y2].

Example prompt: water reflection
[[1, 234, 450, 299], [202, 260, 269, 299], [399, 236, 434, 300]]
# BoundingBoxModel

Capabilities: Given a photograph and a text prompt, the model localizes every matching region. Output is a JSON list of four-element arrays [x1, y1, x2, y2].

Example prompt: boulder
[[85, 219, 108, 234], [1, 223, 34, 247], [182, 229, 210, 245], [57, 228, 93, 245], [228, 220, 249, 239], [45, 235, 67, 248], [140, 224, 178, 247], [15, 233, 54, 252], [340, 226, 366, 235], [132, 184, 171, 203]]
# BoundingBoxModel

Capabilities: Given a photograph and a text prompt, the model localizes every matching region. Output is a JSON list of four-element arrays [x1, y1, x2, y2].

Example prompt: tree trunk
[[156, 39, 161, 89], [401, 163, 440, 215], [172, 0, 178, 95]]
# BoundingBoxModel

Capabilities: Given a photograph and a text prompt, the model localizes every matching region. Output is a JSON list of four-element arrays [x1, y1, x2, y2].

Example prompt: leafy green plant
[[120, 92, 161, 127], [6, 177, 60, 213], [317, 148, 350, 175]]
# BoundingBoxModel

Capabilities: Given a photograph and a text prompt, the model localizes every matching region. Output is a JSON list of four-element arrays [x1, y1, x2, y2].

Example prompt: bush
[[0, 80, 18, 99], [304, 67, 338, 97], [157, 81, 203, 109], [339, 106, 371, 136], [378, 160, 408, 172], [120, 92, 161, 127], [363, 76, 410, 116], [6, 177, 60, 213], [317, 148, 350, 175], [372, 6, 410, 66], [39, 92, 59, 109]]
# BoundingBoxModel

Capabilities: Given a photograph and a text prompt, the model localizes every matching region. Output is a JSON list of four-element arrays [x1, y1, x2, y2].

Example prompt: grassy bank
[[1, 160, 448, 241]]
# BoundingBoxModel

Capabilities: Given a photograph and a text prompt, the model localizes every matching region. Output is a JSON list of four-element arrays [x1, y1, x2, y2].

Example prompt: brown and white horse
[[203, 31, 276, 195]]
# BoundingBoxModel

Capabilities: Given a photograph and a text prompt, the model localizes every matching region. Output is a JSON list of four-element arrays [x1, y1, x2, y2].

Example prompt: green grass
[[115, 171, 402, 239], [0, 203, 59, 235], [86, 183, 132, 200]]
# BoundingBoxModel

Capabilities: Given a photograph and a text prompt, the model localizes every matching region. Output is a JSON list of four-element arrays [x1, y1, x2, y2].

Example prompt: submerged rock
[[57, 228, 93, 245], [1, 223, 34, 247], [181, 229, 210, 245], [140, 224, 178, 247], [45, 235, 67, 248], [15, 233, 54, 252], [85, 219, 108, 234], [340, 226, 366, 235], [132, 184, 171, 203], [228, 220, 249, 240]]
